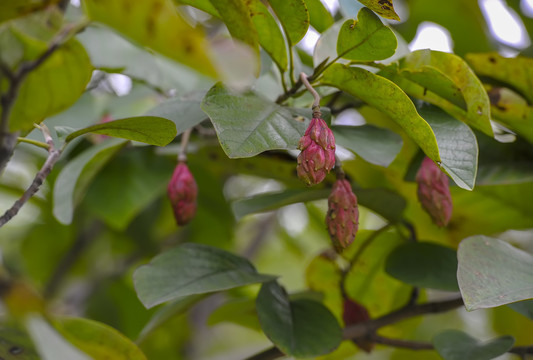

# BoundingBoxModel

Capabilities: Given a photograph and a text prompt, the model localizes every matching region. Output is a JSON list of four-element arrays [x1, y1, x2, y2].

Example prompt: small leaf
[[457, 235, 533, 311], [508, 299, 533, 320], [305, 0, 334, 33], [419, 105, 478, 190], [201, 83, 308, 158], [247, 0, 288, 70], [26, 316, 90, 360], [332, 124, 403, 166], [433, 330, 514, 360], [256, 281, 342, 357], [268, 0, 309, 45], [385, 242, 459, 291], [337, 7, 397, 61], [82, 0, 216, 77], [52, 317, 147, 360], [466, 52, 533, 104], [144, 91, 208, 135], [133, 243, 275, 308], [356, 1, 400, 21], [65, 116, 177, 146], [321, 64, 440, 162]]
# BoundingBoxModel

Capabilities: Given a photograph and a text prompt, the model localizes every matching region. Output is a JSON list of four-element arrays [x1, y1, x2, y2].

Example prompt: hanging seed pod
[[167, 161, 198, 225], [326, 179, 359, 252], [416, 157, 452, 227]]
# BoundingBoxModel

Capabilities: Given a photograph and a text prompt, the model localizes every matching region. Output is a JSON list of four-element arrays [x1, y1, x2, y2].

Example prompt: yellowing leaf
[[357, 0, 400, 21]]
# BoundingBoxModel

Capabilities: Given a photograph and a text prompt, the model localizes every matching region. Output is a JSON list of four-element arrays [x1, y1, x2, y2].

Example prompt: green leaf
[[133, 243, 275, 308], [65, 116, 176, 146], [321, 64, 440, 162], [0, 326, 39, 359], [356, 1, 400, 20], [433, 330, 514, 360], [332, 124, 403, 166], [0, 1, 59, 24], [201, 83, 308, 158], [305, 0, 334, 33], [83, 149, 173, 230], [207, 297, 261, 331], [458, 235, 533, 311], [268, 0, 309, 45], [52, 317, 147, 360], [248, 0, 288, 70], [175, 0, 219, 17], [466, 52, 533, 103], [508, 299, 533, 320], [208, 0, 259, 55], [81, 0, 216, 77], [26, 316, 90, 360], [8, 39, 92, 131], [232, 187, 406, 223], [256, 281, 342, 357], [419, 105, 478, 190], [385, 242, 459, 291], [144, 92, 207, 136], [53, 138, 128, 225], [337, 7, 397, 61], [398, 50, 493, 137]]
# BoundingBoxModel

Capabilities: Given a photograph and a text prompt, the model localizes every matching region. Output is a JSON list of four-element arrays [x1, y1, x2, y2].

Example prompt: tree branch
[[0, 124, 61, 227]]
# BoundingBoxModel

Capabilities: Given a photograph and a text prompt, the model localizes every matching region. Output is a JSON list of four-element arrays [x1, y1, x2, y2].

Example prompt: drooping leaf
[[65, 116, 176, 146], [201, 83, 308, 158], [419, 105, 478, 190], [433, 330, 514, 360], [81, 0, 216, 77], [8, 39, 92, 131], [466, 52, 533, 103], [332, 124, 403, 166], [268, 0, 309, 45], [356, 0, 400, 21], [53, 139, 128, 225], [26, 316, 90, 360], [337, 7, 397, 61], [133, 243, 275, 308], [144, 91, 207, 136], [208, 0, 259, 55], [52, 317, 147, 360], [256, 281, 342, 357], [321, 64, 440, 162], [397, 50, 493, 136], [385, 242, 459, 291], [247, 0, 288, 70], [457, 235, 533, 311], [232, 187, 406, 223], [305, 0, 334, 33]]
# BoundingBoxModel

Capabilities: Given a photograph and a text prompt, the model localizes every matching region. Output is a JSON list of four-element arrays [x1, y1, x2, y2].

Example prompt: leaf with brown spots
[[356, 0, 400, 21], [82, 0, 216, 77]]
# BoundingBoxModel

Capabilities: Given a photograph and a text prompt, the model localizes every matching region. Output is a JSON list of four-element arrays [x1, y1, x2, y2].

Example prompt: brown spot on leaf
[[382, 5, 390, 10], [489, 56, 497, 64], [423, 87, 428, 96], [9, 346, 22, 355]]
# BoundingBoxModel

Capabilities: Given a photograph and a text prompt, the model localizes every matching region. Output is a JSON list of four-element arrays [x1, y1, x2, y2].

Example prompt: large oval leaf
[[133, 243, 275, 308], [305, 0, 334, 33], [337, 7, 397, 61], [320, 64, 440, 162], [82, 0, 216, 77], [53, 138, 128, 225], [268, 0, 309, 45], [419, 105, 478, 190], [201, 83, 308, 158], [433, 330, 514, 360], [385, 242, 459, 291], [65, 116, 177, 146], [256, 281, 342, 357], [458, 235, 533, 311]]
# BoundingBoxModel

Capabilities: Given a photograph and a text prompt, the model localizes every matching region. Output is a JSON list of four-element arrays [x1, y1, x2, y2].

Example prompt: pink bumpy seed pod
[[416, 157, 453, 227], [326, 179, 359, 252], [342, 298, 374, 353], [296, 117, 335, 186], [167, 161, 198, 225]]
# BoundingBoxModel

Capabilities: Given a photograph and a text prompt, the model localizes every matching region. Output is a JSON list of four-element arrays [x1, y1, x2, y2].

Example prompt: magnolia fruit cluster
[[342, 297, 374, 353], [296, 117, 336, 186], [416, 157, 452, 227], [167, 161, 197, 225], [326, 179, 359, 252]]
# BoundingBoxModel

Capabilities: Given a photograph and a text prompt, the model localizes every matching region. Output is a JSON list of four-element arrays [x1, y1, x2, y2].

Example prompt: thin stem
[[17, 137, 50, 150], [334, 155, 345, 180], [178, 128, 193, 162], [300, 73, 320, 108], [288, 47, 296, 86], [371, 335, 433, 350]]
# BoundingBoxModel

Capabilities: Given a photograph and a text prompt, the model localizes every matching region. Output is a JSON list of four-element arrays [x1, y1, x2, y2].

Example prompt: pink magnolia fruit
[[326, 179, 358, 252], [167, 161, 198, 225], [416, 157, 453, 227]]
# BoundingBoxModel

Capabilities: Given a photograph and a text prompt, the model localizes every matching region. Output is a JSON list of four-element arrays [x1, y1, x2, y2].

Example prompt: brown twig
[[371, 335, 433, 350], [0, 124, 61, 227]]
